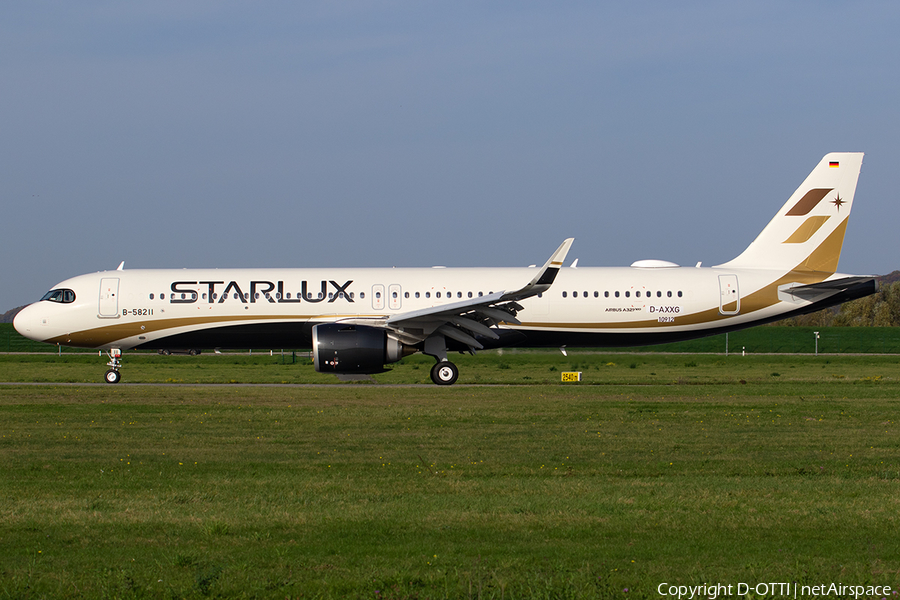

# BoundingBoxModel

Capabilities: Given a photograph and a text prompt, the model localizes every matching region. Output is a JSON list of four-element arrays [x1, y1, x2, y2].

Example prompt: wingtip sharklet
[[534, 237, 574, 286], [501, 238, 574, 301]]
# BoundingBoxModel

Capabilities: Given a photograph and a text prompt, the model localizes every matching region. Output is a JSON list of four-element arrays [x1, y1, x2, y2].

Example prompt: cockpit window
[[41, 289, 76, 303]]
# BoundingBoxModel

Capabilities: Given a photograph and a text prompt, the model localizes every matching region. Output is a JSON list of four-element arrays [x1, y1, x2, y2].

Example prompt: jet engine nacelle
[[312, 323, 413, 374]]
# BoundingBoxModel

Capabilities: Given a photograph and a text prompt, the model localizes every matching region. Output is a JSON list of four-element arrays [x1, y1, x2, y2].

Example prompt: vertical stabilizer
[[716, 152, 863, 274]]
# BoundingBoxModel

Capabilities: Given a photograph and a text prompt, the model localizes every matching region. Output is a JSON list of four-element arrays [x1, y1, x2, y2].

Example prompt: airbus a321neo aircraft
[[15, 153, 877, 385]]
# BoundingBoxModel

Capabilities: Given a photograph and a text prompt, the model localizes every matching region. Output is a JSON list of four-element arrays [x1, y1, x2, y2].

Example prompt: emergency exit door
[[389, 284, 402, 310], [372, 284, 385, 310]]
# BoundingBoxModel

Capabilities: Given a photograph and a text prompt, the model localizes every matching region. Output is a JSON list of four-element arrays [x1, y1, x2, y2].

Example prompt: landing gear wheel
[[104, 369, 121, 384], [430, 361, 459, 386]]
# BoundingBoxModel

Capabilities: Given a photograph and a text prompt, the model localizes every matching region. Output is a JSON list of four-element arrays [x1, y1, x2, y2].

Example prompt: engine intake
[[312, 323, 413, 374]]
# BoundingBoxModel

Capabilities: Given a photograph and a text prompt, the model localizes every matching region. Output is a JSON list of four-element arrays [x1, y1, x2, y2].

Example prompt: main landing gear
[[424, 334, 460, 386], [104, 348, 122, 384], [430, 361, 459, 386]]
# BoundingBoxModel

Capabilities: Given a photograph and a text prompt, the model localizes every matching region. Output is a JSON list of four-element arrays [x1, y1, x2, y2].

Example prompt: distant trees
[[833, 280, 900, 326], [772, 281, 900, 327], [0, 307, 25, 324]]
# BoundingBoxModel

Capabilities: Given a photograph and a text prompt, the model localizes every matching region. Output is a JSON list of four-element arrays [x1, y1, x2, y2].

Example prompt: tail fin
[[716, 152, 863, 274]]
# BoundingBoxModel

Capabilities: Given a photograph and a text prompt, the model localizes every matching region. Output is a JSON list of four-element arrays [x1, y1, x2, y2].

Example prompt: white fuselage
[[14, 263, 831, 351]]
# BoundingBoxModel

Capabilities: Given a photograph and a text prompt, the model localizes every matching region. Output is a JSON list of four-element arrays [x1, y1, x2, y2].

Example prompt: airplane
[[14, 153, 877, 385]]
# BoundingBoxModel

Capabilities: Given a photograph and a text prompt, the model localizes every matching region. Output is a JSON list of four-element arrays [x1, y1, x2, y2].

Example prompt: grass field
[[1, 353, 899, 599], [4, 323, 900, 354], [1, 347, 899, 387]]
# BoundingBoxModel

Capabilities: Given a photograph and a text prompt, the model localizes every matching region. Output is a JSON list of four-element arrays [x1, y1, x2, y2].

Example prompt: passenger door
[[718, 274, 740, 315], [99, 278, 120, 318]]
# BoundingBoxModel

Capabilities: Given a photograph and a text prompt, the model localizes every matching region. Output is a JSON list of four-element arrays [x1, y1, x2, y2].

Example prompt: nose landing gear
[[104, 349, 122, 384]]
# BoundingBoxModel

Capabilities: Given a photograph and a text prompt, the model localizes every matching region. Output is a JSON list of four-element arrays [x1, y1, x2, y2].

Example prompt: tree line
[[772, 280, 900, 327]]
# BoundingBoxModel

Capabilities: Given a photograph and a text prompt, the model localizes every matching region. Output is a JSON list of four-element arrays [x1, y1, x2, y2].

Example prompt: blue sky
[[3, 2, 899, 311]]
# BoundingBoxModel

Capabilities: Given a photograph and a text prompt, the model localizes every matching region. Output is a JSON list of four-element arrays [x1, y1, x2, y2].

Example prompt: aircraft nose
[[13, 304, 41, 341]]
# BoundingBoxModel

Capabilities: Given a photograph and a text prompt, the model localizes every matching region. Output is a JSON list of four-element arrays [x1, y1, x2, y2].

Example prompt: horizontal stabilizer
[[779, 276, 877, 303]]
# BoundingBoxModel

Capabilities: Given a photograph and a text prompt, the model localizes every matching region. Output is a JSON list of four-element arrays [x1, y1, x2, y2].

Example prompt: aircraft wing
[[379, 238, 574, 350]]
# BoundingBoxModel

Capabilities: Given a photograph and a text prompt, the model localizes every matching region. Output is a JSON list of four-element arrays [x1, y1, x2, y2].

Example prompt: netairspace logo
[[657, 582, 894, 599]]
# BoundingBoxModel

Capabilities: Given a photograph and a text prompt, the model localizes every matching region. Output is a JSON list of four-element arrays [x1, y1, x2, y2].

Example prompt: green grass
[[5, 322, 900, 354], [1, 349, 899, 387], [1, 355, 899, 598]]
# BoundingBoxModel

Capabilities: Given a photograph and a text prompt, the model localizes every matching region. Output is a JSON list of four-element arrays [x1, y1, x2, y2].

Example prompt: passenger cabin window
[[41, 289, 76, 303]]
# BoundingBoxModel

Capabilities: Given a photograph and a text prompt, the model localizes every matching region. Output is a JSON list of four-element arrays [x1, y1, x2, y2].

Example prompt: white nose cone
[[13, 304, 40, 341]]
